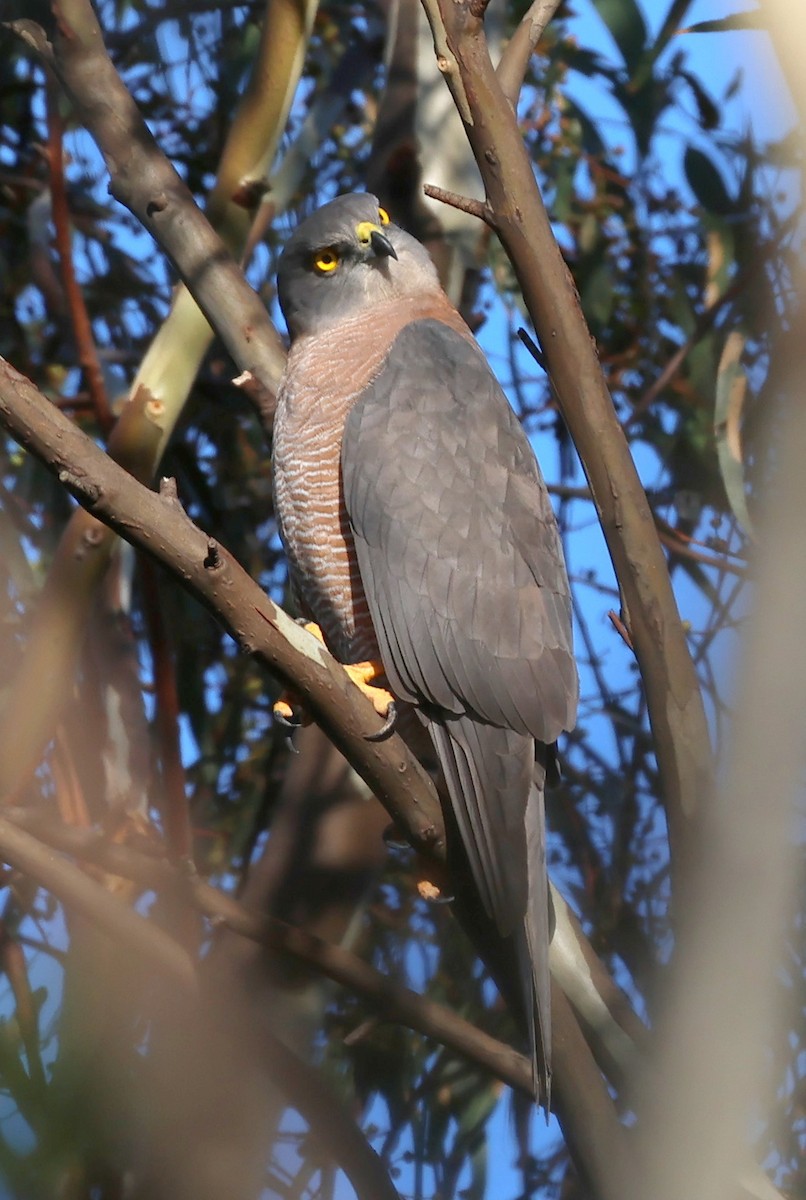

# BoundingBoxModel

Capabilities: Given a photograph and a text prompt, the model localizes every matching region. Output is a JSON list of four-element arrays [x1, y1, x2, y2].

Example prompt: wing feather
[[342, 318, 577, 744]]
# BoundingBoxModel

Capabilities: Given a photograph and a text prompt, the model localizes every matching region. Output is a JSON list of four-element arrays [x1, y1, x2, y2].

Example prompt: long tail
[[427, 715, 552, 1105]]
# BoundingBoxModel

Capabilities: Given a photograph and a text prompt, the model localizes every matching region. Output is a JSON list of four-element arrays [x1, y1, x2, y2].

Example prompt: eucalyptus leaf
[[715, 332, 755, 538]]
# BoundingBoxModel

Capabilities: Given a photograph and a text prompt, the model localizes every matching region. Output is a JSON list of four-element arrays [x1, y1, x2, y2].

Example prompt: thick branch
[[11, 5, 285, 400], [550, 883, 645, 1085], [0, 358, 444, 860], [496, 0, 562, 109]]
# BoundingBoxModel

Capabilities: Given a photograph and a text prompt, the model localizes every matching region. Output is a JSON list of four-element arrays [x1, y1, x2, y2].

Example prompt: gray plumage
[[273, 193, 578, 1104]]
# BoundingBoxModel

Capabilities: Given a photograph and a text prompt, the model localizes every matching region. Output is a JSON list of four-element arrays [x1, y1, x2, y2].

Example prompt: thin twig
[[656, 522, 749, 578], [607, 610, 635, 652], [422, 184, 497, 228], [517, 325, 547, 370], [0, 922, 47, 1093], [623, 271, 751, 430]]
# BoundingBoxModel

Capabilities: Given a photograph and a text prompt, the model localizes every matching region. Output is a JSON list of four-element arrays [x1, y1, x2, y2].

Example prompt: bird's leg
[[272, 625, 397, 740]]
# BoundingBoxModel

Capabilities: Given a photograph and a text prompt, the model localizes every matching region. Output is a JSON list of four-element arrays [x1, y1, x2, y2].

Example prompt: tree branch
[[0, 816, 402, 1200], [2, 0, 293, 794], [495, 0, 562, 109], [7, 807, 537, 1097], [421, 0, 713, 874], [46, 77, 113, 436], [0, 357, 444, 860], [10, 4, 285, 402], [0, 816, 197, 991], [4, 801, 645, 1194]]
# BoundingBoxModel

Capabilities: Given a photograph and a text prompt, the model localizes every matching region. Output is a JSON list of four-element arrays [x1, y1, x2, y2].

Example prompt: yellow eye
[[313, 248, 340, 274], [378, 207, 390, 225]]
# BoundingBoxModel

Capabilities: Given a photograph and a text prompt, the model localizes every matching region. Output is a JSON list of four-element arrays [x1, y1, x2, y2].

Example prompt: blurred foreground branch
[[0, 356, 632, 1199]]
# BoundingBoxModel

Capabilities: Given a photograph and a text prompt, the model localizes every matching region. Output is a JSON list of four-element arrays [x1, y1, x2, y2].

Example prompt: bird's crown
[[277, 193, 439, 339]]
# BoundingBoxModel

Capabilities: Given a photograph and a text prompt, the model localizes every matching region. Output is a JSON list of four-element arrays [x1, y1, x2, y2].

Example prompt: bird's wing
[[342, 318, 576, 942], [342, 318, 577, 746]]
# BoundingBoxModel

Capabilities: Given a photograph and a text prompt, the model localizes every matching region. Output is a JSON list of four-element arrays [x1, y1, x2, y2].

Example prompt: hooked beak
[[369, 229, 398, 260]]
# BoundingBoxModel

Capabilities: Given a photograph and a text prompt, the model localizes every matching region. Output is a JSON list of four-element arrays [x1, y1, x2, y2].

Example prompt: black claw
[[365, 701, 397, 742], [275, 707, 301, 752], [382, 823, 409, 849], [274, 709, 301, 731]]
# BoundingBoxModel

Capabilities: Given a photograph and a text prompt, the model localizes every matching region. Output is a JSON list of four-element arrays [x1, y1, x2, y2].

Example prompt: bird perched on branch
[[272, 193, 577, 1104]]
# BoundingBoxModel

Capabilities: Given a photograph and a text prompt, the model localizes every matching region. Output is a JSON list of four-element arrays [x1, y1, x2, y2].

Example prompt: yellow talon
[[343, 660, 395, 718], [273, 691, 312, 727], [273, 696, 296, 722], [302, 621, 325, 644], [273, 624, 396, 738]]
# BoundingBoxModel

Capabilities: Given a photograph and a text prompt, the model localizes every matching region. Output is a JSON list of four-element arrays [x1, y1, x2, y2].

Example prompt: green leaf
[[591, 0, 648, 70], [678, 69, 720, 130], [715, 332, 755, 538], [681, 10, 767, 34], [684, 146, 736, 215], [652, 0, 695, 55], [563, 96, 606, 158], [581, 260, 615, 330]]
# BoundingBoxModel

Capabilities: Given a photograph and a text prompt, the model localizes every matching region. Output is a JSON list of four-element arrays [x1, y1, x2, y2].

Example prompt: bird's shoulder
[[349, 315, 557, 534]]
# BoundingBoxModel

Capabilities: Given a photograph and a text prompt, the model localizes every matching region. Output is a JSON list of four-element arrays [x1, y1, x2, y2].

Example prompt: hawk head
[[277, 193, 440, 339]]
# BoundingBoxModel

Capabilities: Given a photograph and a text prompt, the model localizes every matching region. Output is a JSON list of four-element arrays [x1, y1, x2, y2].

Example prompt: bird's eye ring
[[313, 249, 340, 274], [378, 207, 390, 226]]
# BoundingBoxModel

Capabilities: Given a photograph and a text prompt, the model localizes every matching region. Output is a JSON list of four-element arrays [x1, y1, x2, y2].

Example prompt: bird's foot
[[299, 620, 326, 644], [416, 862, 454, 905], [273, 693, 308, 752], [273, 628, 396, 741], [343, 659, 397, 740], [273, 695, 307, 728], [272, 622, 325, 729]]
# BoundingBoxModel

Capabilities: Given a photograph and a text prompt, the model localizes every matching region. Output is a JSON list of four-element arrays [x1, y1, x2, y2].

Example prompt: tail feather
[[522, 772, 552, 1105], [425, 713, 553, 1106]]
